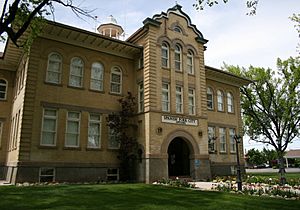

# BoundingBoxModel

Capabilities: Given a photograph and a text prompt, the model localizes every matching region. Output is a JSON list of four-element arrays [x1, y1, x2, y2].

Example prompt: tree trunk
[[278, 156, 286, 185]]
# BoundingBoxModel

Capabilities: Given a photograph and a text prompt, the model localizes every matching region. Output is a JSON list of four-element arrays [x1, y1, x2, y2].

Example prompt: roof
[[205, 65, 252, 87], [285, 149, 300, 158]]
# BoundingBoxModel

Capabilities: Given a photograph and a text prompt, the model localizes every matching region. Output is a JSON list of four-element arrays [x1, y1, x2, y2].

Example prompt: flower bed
[[212, 180, 300, 199]]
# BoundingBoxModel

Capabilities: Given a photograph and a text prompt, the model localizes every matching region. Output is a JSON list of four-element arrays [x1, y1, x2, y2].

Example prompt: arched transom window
[[46, 52, 62, 84], [90, 62, 104, 91]]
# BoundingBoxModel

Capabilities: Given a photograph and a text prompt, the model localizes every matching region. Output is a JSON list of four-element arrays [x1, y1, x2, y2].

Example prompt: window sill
[[63, 146, 81, 150], [109, 92, 122, 96], [162, 67, 170, 71], [44, 81, 63, 87], [107, 148, 120, 151], [219, 152, 228, 155], [67, 85, 85, 90], [86, 147, 102, 151], [89, 89, 105, 94], [175, 70, 183, 74], [188, 73, 195, 77], [39, 145, 57, 149]]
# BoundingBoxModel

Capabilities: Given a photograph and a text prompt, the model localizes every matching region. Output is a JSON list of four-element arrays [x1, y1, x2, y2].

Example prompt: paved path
[[0, 180, 11, 186], [192, 182, 214, 190], [246, 168, 300, 173]]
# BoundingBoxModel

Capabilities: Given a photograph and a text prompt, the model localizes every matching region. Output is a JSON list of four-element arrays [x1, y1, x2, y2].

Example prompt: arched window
[[174, 44, 182, 71], [90, 62, 104, 91], [174, 26, 182, 33], [161, 42, 169, 68], [187, 50, 194, 74], [217, 90, 224, 111], [69, 57, 84, 88], [207, 87, 213, 110], [110, 67, 122, 94], [227, 92, 234, 113], [46, 52, 62, 84], [0, 79, 7, 100]]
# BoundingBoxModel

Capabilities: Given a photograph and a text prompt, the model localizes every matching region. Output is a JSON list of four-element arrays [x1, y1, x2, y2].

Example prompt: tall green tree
[[0, 0, 93, 47], [262, 148, 279, 167], [225, 57, 300, 184], [246, 148, 266, 166]]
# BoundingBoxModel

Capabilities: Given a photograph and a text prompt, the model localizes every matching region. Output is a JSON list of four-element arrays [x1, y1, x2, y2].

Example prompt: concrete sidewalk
[[0, 180, 11, 186], [192, 182, 214, 190]]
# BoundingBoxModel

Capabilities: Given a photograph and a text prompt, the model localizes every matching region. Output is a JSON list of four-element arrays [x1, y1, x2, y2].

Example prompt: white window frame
[[110, 67, 122, 94], [69, 57, 84, 88], [107, 168, 119, 181], [219, 127, 226, 153], [46, 52, 62, 84], [176, 85, 183, 113], [208, 126, 216, 152], [229, 128, 236, 153], [162, 83, 170, 112], [175, 44, 182, 71], [90, 62, 104, 91], [138, 82, 144, 113], [65, 111, 81, 147], [227, 92, 234, 113], [41, 108, 57, 146], [207, 87, 214, 110], [217, 90, 224, 111], [161, 42, 169, 68], [108, 127, 120, 149], [0, 79, 8, 100], [188, 88, 195, 115], [187, 50, 194, 75], [88, 113, 102, 149]]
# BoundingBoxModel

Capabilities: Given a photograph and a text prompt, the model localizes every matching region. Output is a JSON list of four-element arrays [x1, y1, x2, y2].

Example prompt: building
[[0, 4, 251, 184]]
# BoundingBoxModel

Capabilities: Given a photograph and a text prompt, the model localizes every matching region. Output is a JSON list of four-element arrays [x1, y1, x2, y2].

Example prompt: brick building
[[0, 5, 250, 184]]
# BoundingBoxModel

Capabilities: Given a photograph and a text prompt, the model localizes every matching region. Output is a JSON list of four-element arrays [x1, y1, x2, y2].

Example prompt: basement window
[[107, 168, 119, 181], [39, 167, 55, 183]]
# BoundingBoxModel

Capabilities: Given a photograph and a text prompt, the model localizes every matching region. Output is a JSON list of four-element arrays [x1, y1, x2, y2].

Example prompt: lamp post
[[234, 135, 242, 191]]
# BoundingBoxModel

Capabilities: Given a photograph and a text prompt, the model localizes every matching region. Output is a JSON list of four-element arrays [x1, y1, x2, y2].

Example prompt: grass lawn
[[0, 184, 299, 210]]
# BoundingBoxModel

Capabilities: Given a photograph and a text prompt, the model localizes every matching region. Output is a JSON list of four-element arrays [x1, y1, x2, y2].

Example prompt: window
[[188, 88, 195, 115], [65, 111, 80, 147], [69, 57, 84, 87], [208, 126, 216, 152], [107, 168, 119, 181], [227, 92, 234, 113], [110, 67, 122, 94], [176, 86, 183, 113], [0, 121, 3, 147], [229, 128, 236, 153], [41, 109, 57, 146], [175, 44, 182, 71], [108, 128, 120, 149], [0, 79, 7, 100], [39, 168, 55, 183], [217, 90, 224, 111], [90, 62, 104, 91], [46, 53, 62, 84], [138, 82, 144, 113], [187, 50, 194, 74], [207, 87, 213, 110], [162, 83, 170, 112], [219, 127, 226, 153], [161, 42, 169, 68], [174, 26, 182, 33], [88, 114, 101, 148]]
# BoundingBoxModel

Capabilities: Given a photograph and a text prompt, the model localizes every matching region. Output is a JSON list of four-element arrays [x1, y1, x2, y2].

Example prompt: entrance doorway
[[168, 137, 190, 177]]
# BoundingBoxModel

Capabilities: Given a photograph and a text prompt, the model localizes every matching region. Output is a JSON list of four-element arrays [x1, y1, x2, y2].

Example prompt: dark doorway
[[168, 137, 190, 177]]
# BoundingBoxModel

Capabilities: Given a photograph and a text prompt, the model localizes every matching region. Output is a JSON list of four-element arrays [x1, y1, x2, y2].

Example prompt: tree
[[225, 57, 300, 184], [106, 92, 139, 181], [0, 0, 93, 47], [246, 148, 266, 167], [262, 148, 279, 167], [193, 0, 259, 15]]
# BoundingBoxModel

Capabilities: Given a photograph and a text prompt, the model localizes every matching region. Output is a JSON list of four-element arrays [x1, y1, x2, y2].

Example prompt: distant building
[[0, 4, 250, 184]]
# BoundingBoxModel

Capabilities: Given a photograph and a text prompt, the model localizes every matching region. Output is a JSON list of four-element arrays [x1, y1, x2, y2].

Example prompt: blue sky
[[1, 0, 300, 151]]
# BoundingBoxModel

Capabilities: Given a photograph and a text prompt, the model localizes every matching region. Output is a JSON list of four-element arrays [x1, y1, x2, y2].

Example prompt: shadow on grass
[[0, 184, 299, 210]]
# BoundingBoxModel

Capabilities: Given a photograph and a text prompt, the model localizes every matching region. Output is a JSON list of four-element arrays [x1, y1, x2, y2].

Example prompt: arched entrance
[[168, 137, 190, 177]]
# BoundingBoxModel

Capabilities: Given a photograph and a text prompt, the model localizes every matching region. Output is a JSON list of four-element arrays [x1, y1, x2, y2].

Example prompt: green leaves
[[225, 56, 300, 154]]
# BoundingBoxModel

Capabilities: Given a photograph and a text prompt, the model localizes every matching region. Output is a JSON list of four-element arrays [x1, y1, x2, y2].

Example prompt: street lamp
[[234, 135, 242, 191]]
